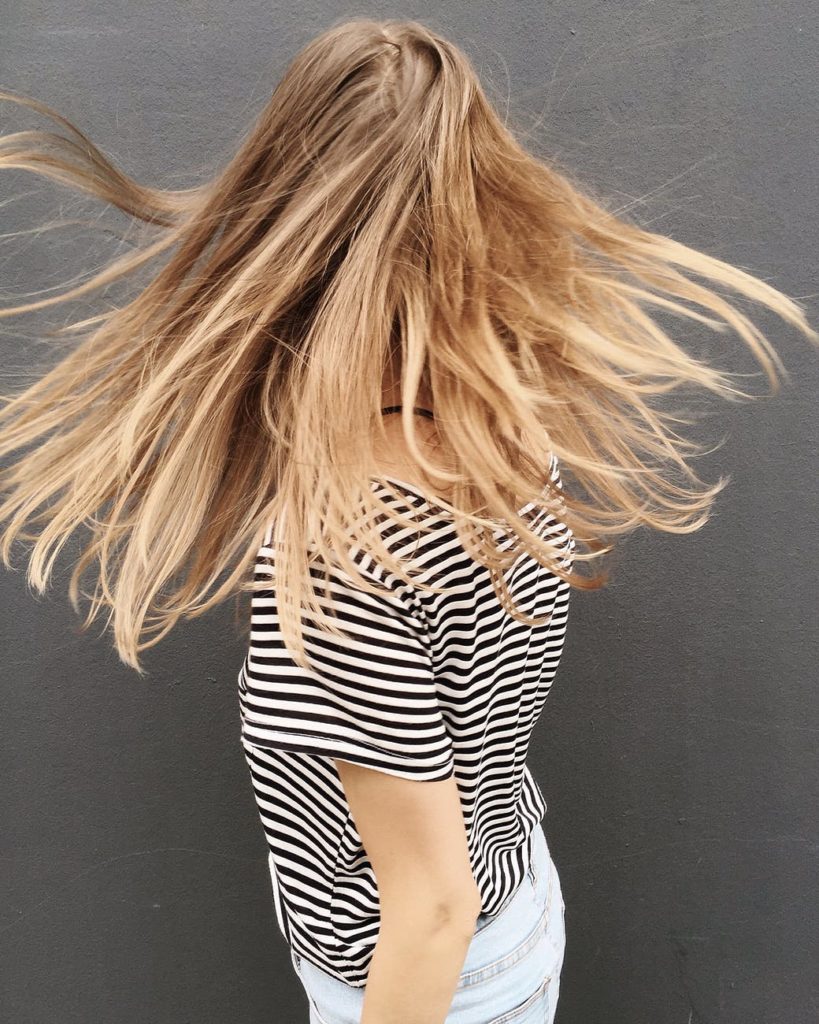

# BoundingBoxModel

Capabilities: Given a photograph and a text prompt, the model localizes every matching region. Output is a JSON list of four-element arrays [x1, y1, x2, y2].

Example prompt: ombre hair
[[0, 17, 816, 672]]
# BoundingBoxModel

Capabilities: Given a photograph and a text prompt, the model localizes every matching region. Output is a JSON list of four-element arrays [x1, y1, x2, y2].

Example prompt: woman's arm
[[334, 759, 483, 1024]]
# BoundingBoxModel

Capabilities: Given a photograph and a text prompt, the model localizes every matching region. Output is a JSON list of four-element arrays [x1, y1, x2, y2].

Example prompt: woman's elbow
[[381, 882, 483, 940]]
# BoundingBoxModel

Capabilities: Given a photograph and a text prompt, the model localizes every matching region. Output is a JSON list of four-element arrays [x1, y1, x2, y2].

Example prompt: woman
[[0, 16, 816, 1024]]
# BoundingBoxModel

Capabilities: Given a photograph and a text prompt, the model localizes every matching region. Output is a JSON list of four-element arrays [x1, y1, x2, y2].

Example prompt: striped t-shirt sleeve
[[239, 559, 455, 782]]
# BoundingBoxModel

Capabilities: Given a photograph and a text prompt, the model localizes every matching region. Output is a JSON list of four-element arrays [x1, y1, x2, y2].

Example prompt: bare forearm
[[361, 909, 477, 1024]]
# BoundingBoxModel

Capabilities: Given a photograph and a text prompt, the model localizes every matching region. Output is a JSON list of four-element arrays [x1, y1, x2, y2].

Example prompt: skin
[[374, 373, 456, 498], [334, 760, 482, 1024], [331, 368, 483, 1022]]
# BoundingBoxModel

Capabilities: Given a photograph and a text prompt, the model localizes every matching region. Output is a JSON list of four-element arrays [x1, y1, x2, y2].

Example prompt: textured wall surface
[[1, 3, 817, 1022]]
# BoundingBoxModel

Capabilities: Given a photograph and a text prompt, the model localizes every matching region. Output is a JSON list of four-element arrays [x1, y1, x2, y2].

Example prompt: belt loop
[[526, 829, 539, 888]]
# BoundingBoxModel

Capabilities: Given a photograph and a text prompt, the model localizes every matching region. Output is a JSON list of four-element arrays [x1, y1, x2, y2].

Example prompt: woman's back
[[237, 452, 575, 986]]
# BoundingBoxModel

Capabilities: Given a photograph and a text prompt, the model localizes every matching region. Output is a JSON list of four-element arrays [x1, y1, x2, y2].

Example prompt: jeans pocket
[[487, 976, 551, 1024], [459, 897, 549, 991]]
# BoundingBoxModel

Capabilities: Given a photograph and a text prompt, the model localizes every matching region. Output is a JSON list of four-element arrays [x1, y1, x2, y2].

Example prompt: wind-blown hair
[[0, 17, 816, 673]]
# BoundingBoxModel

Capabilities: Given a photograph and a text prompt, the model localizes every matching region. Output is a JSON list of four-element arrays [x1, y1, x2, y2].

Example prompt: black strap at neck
[[381, 405, 434, 419]]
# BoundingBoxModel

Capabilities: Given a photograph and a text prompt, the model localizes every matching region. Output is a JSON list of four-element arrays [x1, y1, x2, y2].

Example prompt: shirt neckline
[[369, 473, 537, 517]]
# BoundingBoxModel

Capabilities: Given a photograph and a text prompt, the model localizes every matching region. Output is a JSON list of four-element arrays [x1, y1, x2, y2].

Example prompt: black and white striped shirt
[[238, 453, 574, 987]]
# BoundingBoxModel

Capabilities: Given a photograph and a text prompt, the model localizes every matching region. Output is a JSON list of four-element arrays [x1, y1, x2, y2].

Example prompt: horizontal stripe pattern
[[238, 453, 575, 987]]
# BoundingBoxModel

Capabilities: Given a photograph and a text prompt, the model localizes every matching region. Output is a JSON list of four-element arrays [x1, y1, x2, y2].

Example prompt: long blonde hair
[[0, 17, 816, 674]]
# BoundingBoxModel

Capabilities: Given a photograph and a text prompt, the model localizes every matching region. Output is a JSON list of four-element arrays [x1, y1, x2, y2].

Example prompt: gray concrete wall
[[1, 3, 817, 1022]]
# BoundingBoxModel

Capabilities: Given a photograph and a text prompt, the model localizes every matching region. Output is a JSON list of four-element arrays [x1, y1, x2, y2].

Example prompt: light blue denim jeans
[[290, 822, 566, 1023]]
